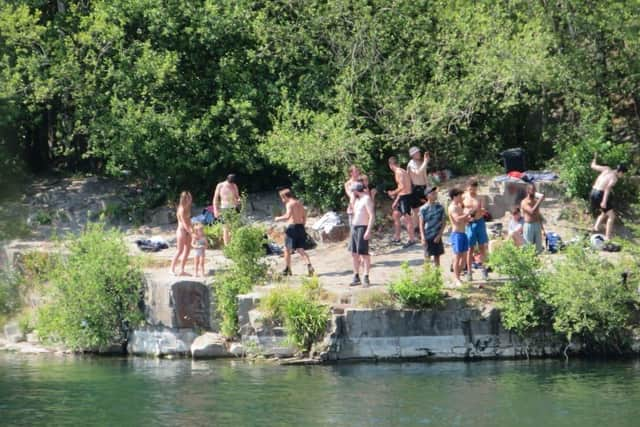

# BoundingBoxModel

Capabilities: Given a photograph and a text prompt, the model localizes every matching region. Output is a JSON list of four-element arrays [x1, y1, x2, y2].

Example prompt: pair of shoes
[[307, 264, 315, 277], [391, 238, 402, 244], [363, 275, 370, 287], [482, 268, 489, 281], [350, 275, 361, 286], [466, 272, 473, 282], [282, 267, 292, 276], [402, 240, 417, 249]]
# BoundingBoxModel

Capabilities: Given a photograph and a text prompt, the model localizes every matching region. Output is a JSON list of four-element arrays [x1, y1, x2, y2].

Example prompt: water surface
[[1, 353, 640, 426]]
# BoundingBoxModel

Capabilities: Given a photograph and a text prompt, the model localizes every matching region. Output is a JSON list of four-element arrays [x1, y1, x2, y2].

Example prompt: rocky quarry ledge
[[237, 294, 566, 361]]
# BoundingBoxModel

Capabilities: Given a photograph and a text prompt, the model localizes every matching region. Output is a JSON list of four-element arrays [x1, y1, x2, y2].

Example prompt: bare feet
[[179, 271, 192, 277]]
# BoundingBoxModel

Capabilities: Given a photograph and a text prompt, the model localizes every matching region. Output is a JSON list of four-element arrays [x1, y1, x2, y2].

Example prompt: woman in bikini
[[170, 191, 193, 276]]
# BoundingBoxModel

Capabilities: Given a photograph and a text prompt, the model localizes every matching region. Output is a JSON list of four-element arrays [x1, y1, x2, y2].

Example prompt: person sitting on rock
[[507, 206, 525, 247]]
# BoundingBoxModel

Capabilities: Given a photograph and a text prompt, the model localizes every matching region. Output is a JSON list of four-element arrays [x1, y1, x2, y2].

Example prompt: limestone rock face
[[4, 322, 24, 343], [129, 328, 198, 356], [191, 332, 231, 359], [145, 207, 176, 227], [313, 224, 350, 243]]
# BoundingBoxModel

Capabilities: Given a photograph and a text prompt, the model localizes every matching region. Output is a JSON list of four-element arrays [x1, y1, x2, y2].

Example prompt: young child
[[192, 223, 208, 277], [419, 187, 445, 267], [508, 206, 525, 247]]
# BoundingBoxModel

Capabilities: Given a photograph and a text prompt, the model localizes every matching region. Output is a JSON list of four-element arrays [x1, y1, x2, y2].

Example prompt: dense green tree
[[1, 0, 638, 207]]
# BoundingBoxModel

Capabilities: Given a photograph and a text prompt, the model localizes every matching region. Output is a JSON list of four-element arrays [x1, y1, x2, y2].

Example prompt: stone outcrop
[[191, 333, 232, 358], [129, 272, 218, 357], [4, 322, 24, 344], [129, 328, 199, 357], [321, 301, 566, 361], [237, 293, 297, 358]]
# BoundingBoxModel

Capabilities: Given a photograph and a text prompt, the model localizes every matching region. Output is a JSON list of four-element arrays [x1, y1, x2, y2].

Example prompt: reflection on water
[[2, 353, 640, 426]]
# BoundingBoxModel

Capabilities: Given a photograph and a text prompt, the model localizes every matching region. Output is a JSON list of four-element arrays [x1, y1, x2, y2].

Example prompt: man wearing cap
[[213, 174, 241, 246], [419, 187, 445, 267], [387, 156, 417, 247], [590, 153, 628, 241], [349, 180, 375, 286], [407, 147, 430, 230]]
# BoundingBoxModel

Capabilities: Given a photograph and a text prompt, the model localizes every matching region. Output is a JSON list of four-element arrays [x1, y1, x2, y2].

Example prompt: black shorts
[[411, 185, 426, 209], [590, 189, 612, 213], [424, 237, 444, 257], [349, 226, 369, 255], [395, 194, 412, 216], [285, 224, 307, 250]]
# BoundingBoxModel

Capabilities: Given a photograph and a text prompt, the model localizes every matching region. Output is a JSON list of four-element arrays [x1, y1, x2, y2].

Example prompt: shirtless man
[[520, 183, 545, 253], [344, 165, 362, 226], [590, 154, 628, 241], [463, 179, 489, 281], [448, 188, 473, 286], [349, 181, 375, 287], [275, 189, 314, 277], [387, 156, 416, 247], [407, 147, 430, 230], [213, 174, 241, 246]]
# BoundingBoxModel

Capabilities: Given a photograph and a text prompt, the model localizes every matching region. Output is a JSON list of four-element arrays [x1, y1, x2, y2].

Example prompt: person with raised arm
[[387, 156, 416, 247], [590, 154, 628, 241]]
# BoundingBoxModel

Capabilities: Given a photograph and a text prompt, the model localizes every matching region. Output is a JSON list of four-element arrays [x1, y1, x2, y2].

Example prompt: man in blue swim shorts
[[463, 179, 489, 281], [448, 188, 472, 287]]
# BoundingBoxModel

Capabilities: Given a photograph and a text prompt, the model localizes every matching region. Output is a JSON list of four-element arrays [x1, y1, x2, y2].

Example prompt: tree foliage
[[36, 222, 144, 350], [1, 1, 639, 206]]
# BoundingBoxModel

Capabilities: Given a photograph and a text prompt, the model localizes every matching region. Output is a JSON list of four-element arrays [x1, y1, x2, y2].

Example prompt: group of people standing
[[170, 175, 241, 277], [170, 147, 629, 287]]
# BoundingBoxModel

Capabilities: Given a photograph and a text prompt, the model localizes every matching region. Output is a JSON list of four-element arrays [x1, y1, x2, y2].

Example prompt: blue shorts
[[466, 218, 489, 247], [450, 232, 469, 255]]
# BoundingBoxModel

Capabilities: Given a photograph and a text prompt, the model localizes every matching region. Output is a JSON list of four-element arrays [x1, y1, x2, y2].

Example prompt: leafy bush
[[388, 263, 445, 309], [223, 225, 267, 282], [215, 271, 254, 338], [544, 246, 639, 353], [488, 242, 550, 336], [36, 222, 144, 350], [204, 223, 224, 249], [213, 223, 267, 338], [259, 277, 330, 352], [0, 270, 22, 324]]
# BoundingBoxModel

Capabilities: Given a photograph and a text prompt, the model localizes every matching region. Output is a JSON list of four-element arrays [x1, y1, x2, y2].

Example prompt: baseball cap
[[409, 146, 421, 157], [424, 186, 438, 196]]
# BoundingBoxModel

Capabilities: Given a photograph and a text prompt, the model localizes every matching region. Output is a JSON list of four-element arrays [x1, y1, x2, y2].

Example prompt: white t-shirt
[[407, 159, 429, 186]]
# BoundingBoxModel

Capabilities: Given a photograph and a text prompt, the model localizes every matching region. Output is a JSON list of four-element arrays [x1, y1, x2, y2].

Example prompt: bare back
[[215, 181, 239, 209], [593, 169, 618, 192], [286, 199, 307, 225], [394, 168, 412, 196]]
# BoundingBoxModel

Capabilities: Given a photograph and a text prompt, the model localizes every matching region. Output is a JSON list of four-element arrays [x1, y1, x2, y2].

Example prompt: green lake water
[[1, 353, 640, 426]]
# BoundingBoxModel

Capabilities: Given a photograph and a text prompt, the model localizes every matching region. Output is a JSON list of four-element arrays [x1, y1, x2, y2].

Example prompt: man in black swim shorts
[[590, 154, 627, 241], [387, 156, 417, 247]]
